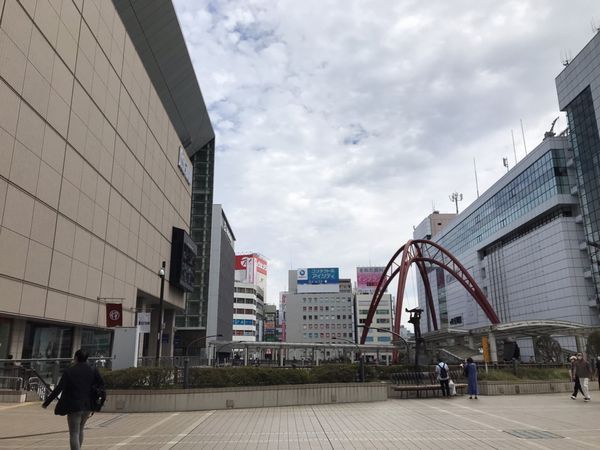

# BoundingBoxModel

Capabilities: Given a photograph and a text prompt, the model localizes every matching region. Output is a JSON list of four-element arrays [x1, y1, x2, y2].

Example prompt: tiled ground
[[0, 394, 599, 449]]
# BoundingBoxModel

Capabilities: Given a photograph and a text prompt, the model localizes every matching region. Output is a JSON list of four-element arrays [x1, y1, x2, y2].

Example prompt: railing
[[0, 376, 23, 391]]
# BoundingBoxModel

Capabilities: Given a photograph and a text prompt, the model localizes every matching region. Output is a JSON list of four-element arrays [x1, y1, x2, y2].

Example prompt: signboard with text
[[356, 266, 387, 292], [297, 268, 339, 293]]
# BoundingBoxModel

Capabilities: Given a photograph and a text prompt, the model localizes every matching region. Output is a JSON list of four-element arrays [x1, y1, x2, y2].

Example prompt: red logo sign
[[106, 303, 123, 327]]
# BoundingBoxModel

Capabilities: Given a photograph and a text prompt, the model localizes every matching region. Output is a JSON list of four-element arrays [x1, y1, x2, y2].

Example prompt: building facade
[[0, 0, 213, 361], [556, 30, 600, 309], [282, 269, 354, 348], [232, 282, 263, 342], [174, 204, 234, 355], [414, 136, 598, 348]]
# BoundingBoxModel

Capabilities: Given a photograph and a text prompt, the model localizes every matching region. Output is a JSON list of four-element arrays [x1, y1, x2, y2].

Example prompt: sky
[[173, 0, 600, 311]]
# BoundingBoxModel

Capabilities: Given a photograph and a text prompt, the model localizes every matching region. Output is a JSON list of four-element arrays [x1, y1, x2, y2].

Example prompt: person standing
[[464, 357, 478, 399], [435, 358, 450, 397], [572, 352, 592, 402], [42, 349, 105, 450]]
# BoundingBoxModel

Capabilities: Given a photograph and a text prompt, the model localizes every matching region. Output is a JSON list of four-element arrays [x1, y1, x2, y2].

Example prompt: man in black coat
[[42, 349, 104, 450]]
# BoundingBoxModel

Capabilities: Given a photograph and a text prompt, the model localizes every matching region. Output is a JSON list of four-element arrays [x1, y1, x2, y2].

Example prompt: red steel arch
[[360, 239, 500, 345]]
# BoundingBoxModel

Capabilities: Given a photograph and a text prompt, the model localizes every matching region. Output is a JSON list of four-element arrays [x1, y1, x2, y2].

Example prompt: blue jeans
[[67, 411, 91, 450]]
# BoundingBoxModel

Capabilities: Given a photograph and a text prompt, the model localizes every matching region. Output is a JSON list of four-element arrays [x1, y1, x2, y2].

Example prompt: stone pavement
[[0, 393, 599, 449]]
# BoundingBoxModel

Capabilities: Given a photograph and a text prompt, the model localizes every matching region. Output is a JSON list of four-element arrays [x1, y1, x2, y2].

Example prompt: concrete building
[[0, 0, 213, 361], [233, 253, 267, 342], [263, 304, 279, 342], [282, 269, 355, 360], [556, 30, 600, 309], [413, 211, 456, 241], [414, 136, 598, 357], [175, 205, 234, 355], [232, 282, 263, 342]]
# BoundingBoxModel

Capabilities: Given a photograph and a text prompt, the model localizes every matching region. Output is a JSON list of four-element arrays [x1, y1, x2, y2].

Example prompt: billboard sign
[[297, 268, 339, 293], [357, 266, 387, 291], [235, 254, 267, 289]]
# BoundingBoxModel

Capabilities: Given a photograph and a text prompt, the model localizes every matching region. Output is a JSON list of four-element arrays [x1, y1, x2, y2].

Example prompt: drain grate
[[504, 430, 563, 440]]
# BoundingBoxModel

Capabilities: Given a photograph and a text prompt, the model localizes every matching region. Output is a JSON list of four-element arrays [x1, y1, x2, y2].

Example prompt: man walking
[[435, 358, 450, 397], [572, 352, 592, 402], [42, 349, 105, 449]]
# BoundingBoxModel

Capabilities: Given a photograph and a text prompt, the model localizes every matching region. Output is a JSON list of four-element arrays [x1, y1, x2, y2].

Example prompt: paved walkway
[[0, 394, 599, 449]]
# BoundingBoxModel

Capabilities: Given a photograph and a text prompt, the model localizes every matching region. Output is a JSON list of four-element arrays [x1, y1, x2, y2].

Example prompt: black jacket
[[42, 363, 104, 415]]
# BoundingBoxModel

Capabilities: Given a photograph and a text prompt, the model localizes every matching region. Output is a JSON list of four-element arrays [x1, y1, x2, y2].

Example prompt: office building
[[281, 269, 355, 356], [414, 136, 598, 355], [556, 30, 600, 307], [233, 253, 267, 341], [0, 0, 214, 360], [175, 205, 234, 355], [355, 266, 394, 362]]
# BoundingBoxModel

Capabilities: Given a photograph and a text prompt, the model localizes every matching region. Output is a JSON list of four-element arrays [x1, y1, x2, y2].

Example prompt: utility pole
[[449, 192, 463, 214]]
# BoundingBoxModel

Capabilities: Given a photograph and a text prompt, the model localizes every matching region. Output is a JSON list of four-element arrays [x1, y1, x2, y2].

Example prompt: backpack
[[438, 363, 448, 379], [90, 384, 106, 412]]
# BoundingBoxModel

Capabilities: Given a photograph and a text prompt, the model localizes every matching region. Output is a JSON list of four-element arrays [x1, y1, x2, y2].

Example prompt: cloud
[[174, 0, 600, 314]]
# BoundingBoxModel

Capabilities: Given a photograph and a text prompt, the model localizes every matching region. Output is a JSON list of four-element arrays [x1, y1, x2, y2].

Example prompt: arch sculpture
[[359, 239, 500, 347]]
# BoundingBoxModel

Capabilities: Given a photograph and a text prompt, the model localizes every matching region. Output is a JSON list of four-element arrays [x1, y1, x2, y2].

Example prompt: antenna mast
[[511, 129, 517, 164], [520, 119, 527, 155], [473, 158, 480, 198], [449, 192, 463, 214]]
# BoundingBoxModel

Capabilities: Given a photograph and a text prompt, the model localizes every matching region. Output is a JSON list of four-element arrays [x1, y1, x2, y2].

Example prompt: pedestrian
[[569, 355, 584, 400], [435, 358, 450, 397], [572, 352, 592, 402], [42, 349, 105, 450], [464, 357, 478, 399]]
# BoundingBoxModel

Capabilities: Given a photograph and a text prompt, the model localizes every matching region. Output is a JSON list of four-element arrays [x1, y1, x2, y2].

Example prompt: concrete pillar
[[9, 319, 26, 359], [244, 346, 248, 366], [576, 335, 586, 353], [488, 332, 498, 365], [72, 327, 82, 355], [162, 309, 175, 357], [279, 347, 284, 366], [315, 348, 319, 366]]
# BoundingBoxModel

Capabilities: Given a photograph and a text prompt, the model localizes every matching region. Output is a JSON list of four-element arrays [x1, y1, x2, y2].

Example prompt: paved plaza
[[0, 394, 599, 449]]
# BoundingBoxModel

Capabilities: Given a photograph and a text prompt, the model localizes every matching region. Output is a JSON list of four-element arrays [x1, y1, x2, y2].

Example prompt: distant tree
[[534, 336, 562, 363], [586, 330, 600, 358]]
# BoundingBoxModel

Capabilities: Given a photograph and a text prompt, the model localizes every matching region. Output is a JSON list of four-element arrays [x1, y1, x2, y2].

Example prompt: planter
[[103, 382, 388, 413], [0, 390, 26, 403]]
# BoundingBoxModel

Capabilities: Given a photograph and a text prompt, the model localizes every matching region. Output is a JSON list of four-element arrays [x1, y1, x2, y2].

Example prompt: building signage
[[356, 266, 387, 291], [297, 268, 340, 293], [170, 227, 197, 292], [178, 147, 193, 185], [137, 312, 151, 333], [106, 303, 123, 327]]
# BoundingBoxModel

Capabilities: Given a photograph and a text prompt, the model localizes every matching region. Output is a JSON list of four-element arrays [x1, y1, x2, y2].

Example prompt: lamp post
[[155, 261, 166, 365], [357, 324, 410, 363], [186, 334, 223, 357], [332, 336, 364, 382]]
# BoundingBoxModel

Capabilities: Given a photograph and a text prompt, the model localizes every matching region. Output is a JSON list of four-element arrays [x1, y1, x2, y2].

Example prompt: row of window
[[358, 309, 390, 315], [364, 336, 392, 342], [303, 323, 350, 330], [233, 330, 255, 336], [302, 297, 352, 303], [233, 308, 255, 315], [234, 298, 256, 305], [233, 319, 255, 326], [303, 315, 351, 321], [303, 332, 353, 339], [302, 305, 351, 312], [358, 318, 391, 324]]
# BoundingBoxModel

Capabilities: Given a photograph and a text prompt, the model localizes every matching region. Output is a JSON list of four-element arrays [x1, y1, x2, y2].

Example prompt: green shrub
[[309, 364, 358, 383], [101, 367, 174, 389]]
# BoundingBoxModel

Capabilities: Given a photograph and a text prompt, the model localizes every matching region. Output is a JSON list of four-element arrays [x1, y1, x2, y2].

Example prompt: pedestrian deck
[[0, 393, 598, 449]]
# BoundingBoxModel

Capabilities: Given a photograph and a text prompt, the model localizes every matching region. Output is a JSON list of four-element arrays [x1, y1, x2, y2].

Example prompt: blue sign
[[297, 268, 339, 285]]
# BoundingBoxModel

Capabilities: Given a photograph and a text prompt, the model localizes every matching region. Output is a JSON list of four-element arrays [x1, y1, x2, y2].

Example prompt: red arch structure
[[359, 239, 500, 345]]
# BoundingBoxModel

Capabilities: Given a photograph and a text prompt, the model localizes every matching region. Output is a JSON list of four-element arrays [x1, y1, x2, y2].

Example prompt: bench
[[391, 370, 467, 398]]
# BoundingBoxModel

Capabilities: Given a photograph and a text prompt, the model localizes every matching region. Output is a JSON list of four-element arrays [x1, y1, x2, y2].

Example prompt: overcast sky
[[173, 0, 600, 311]]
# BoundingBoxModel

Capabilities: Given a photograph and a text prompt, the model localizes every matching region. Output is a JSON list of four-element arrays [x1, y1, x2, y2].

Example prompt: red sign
[[235, 254, 268, 275], [106, 303, 123, 327]]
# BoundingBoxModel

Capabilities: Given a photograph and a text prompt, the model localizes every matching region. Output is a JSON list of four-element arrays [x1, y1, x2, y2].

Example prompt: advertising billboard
[[235, 254, 267, 285], [297, 268, 340, 293], [356, 266, 387, 292]]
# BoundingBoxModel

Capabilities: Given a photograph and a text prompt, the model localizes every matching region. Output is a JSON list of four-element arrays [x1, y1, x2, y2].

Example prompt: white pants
[[580, 378, 591, 399]]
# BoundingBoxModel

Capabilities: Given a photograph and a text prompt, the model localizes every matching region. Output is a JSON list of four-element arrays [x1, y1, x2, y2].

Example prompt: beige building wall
[[0, 0, 191, 341]]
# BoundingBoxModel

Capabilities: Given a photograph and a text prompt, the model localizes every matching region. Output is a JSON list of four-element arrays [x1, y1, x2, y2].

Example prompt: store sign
[[178, 147, 193, 185], [170, 227, 197, 292], [357, 266, 387, 291], [137, 312, 151, 333], [106, 303, 123, 327]]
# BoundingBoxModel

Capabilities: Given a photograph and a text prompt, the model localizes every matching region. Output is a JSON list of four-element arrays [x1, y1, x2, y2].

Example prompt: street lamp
[[186, 334, 223, 357], [155, 261, 166, 365], [331, 336, 364, 382], [357, 324, 410, 363]]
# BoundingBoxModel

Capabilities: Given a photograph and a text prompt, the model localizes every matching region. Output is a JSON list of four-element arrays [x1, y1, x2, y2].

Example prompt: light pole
[[332, 336, 364, 382], [357, 324, 410, 363], [155, 261, 166, 365], [186, 334, 223, 357]]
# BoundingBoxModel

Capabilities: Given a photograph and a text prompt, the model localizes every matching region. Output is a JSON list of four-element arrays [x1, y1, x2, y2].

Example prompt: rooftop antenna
[[544, 117, 559, 139], [431, 201, 435, 212], [473, 158, 480, 198], [520, 119, 528, 155], [503, 157, 509, 173], [592, 18, 600, 34], [449, 192, 463, 214], [511, 129, 518, 164], [560, 49, 572, 67]]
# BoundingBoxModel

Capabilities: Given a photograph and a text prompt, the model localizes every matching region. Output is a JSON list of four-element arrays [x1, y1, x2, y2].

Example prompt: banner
[[106, 303, 123, 327], [137, 312, 151, 333]]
